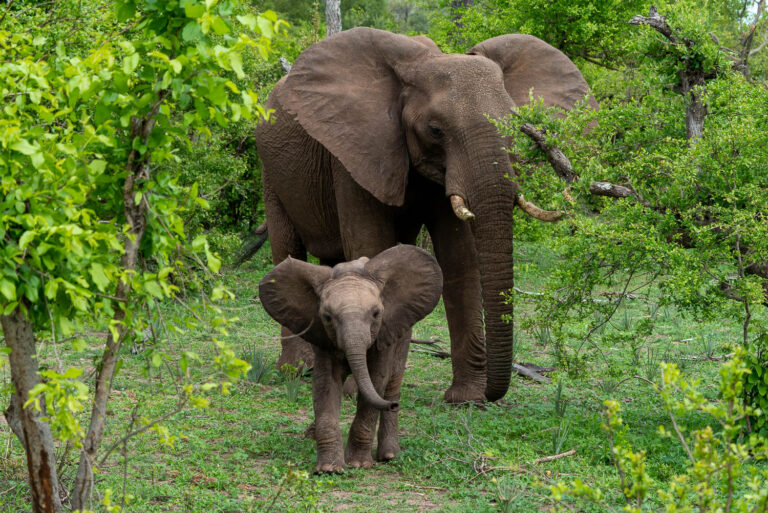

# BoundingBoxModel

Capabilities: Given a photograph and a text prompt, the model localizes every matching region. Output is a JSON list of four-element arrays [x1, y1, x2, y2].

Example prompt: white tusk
[[450, 195, 475, 221]]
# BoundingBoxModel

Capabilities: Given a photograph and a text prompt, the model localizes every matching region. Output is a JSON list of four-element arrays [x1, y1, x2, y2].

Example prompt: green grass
[[0, 241, 753, 512]]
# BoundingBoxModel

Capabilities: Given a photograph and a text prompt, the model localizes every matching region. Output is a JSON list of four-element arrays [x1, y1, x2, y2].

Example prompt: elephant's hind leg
[[264, 185, 316, 370]]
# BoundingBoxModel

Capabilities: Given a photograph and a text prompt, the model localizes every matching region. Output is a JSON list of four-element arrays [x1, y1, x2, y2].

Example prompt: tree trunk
[[71, 112, 157, 511], [682, 72, 707, 141], [325, 0, 341, 37], [2, 307, 62, 513]]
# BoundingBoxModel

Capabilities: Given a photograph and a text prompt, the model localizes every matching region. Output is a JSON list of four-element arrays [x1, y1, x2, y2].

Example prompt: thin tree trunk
[[734, 0, 766, 79], [2, 307, 62, 513], [325, 0, 341, 37], [682, 72, 707, 141], [71, 109, 159, 510], [631, 8, 710, 142]]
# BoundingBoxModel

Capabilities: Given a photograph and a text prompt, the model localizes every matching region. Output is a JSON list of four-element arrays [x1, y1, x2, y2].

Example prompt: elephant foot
[[314, 462, 344, 474], [444, 382, 486, 404], [345, 456, 374, 469], [345, 446, 374, 469], [376, 441, 400, 462]]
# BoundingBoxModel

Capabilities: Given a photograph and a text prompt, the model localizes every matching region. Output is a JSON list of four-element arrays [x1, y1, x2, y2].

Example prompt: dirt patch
[[325, 477, 444, 512]]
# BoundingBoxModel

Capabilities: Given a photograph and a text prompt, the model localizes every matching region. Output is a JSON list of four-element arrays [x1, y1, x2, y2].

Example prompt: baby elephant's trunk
[[343, 331, 399, 411]]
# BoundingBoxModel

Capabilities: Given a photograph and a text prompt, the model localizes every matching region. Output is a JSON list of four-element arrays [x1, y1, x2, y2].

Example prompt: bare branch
[[516, 194, 565, 222], [629, 6, 682, 45], [590, 181, 633, 199], [517, 120, 578, 184], [534, 448, 576, 463]]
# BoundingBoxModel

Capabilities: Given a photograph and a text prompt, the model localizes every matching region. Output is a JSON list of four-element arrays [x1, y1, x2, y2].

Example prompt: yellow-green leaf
[[0, 280, 16, 302], [11, 139, 39, 155], [19, 230, 35, 250]]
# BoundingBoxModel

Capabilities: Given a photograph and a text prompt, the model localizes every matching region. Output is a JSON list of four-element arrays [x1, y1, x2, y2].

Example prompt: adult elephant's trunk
[[447, 129, 517, 402], [342, 327, 399, 411]]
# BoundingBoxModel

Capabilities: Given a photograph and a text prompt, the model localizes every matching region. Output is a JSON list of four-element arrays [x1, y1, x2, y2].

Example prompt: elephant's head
[[258, 245, 443, 411], [278, 28, 595, 400]]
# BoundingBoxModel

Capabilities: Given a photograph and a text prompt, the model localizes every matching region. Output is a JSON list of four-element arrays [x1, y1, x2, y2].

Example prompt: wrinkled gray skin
[[259, 245, 443, 472], [256, 28, 596, 403]]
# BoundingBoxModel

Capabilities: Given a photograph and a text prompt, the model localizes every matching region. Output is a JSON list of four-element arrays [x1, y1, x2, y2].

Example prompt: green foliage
[[428, 0, 648, 61], [245, 344, 275, 383], [0, 0, 286, 505], [551, 350, 768, 512], [25, 368, 89, 443], [495, 1, 768, 375], [630, 1, 728, 82], [744, 335, 768, 437], [254, 0, 396, 31]]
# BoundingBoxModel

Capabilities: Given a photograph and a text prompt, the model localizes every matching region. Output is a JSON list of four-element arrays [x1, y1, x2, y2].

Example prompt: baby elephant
[[259, 245, 442, 473]]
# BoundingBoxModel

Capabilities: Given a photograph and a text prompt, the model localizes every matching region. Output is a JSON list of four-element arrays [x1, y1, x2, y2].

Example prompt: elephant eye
[[372, 308, 380, 319], [428, 124, 444, 139], [321, 312, 332, 323]]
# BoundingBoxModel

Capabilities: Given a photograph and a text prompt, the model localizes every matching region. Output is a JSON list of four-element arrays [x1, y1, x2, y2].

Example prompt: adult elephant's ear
[[278, 28, 436, 207], [467, 34, 598, 112], [259, 258, 334, 351], [365, 246, 443, 351]]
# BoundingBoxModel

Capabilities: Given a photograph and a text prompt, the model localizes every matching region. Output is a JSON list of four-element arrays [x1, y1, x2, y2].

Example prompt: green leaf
[[257, 15, 274, 39], [63, 368, 84, 379], [59, 317, 74, 336], [144, 280, 163, 299], [19, 231, 35, 250], [236, 14, 257, 30], [116, 1, 136, 22], [228, 51, 243, 79], [45, 279, 59, 300], [3, 302, 18, 315], [0, 280, 16, 302], [88, 160, 107, 174], [182, 22, 203, 41], [192, 235, 207, 251], [211, 15, 230, 35], [11, 139, 39, 155], [185, 2, 205, 18], [89, 263, 111, 292], [205, 247, 221, 274]]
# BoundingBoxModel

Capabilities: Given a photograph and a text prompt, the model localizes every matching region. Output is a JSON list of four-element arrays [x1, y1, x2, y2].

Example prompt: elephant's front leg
[[345, 351, 389, 469], [376, 330, 411, 461], [312, 347, 345, 473], [428, 210, 487, 404]]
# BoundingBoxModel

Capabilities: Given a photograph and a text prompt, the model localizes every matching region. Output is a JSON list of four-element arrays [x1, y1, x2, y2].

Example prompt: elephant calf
[[259, 245, 442, 473]]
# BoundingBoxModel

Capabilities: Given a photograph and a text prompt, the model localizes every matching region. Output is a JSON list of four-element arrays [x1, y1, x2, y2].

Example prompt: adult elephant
[[256, 28, 596, 403]]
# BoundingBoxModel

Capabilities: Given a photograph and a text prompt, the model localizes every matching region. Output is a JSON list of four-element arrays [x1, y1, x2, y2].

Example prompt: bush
[[551, 349, 768, 512]]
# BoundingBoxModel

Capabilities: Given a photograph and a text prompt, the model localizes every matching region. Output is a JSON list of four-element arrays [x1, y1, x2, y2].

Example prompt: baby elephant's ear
[[258, 258, 333, 349], [365, 246, 443, 350]]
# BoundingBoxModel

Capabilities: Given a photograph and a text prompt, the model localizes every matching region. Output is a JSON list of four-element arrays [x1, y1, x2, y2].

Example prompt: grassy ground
[[0, 241, 752, 512]]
